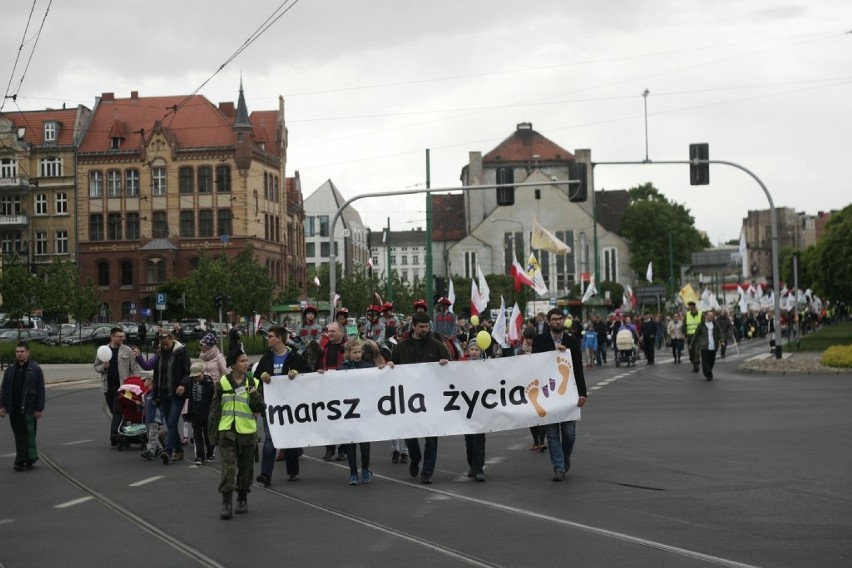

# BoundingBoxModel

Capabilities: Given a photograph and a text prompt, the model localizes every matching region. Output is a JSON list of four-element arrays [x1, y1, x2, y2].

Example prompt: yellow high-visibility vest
[[685, 311, 702, 336], [217, 374, 257, 434]]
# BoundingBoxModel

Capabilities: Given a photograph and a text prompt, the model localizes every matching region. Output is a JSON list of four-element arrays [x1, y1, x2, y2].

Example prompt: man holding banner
[[532, 308, 588, 481], [391, 311, 450, 484]]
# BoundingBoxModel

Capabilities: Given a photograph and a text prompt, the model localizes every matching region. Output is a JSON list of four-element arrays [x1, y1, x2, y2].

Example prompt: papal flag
[[531, 218, 571, 255], [678, 283, 700, 306], [526, 253, 549, 296]]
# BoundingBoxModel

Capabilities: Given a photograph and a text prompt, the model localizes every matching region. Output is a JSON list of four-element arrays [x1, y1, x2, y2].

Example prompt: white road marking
[[485, 456, 504, 465], [0, 518, 15, 526], [508, 443, 527, 451], [54, 496, 94, 508], [129, 476, 165, 487], [63, 440, 94, 446]]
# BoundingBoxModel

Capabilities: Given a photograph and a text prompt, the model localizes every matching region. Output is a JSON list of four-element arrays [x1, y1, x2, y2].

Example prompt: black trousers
[[10, 412, 38, 466], [190, 413, 214, 460], [642, 336, 656, 363], [701, 348, 718, 379], [464, 433, 486, 474], [346, 442, 371, 475]]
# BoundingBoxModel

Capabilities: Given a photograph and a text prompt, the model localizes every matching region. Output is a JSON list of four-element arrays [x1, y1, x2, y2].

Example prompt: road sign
[[156, 293, 167, 305], [141, 308, 152, 317], [130, 302, 136, 310]]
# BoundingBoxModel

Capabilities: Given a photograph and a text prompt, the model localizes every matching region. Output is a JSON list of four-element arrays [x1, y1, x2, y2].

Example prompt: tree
[[814, 204, 852, 301], [41, 258, 79, 326], [619, 183, 710, 286], [229, 247, 276, 322], [185, 253, 230, 320], [67, 278, 102, 327], [0, 256, 43, 331]]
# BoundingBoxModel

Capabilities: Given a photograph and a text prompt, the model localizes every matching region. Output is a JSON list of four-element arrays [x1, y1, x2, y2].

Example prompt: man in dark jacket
[[639, 312, 657, 365], [255, 326, 312, 486], [153, 330, 192, 464], [532, 308, 588, 481], [392, 311, 450, 484], [0, 342, 46, 471]]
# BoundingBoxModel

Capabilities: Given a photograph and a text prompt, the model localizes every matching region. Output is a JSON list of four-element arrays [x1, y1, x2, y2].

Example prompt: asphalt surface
[[2, 339, 850, 567]]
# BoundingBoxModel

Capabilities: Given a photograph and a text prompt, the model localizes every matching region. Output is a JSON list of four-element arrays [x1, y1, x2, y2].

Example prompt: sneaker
[[206, 453, 216, 462], [256, 473, 271, 487], [409, 460, 420, 478], [466, 469, 475, 478], [349, 474, 359, 486], [361, 470, 372, 484], [420, 473, 432, 485], [399, 453, 409, 464], [174, 452, 184, 462], [475, 473, 486, 482], [194, 457, 202, 465], [161, 452, 170, 465], [335, 451, 348, 461], [552, 469, 566, 481], [391, 450, 400, 464], [322, 449, 335, 461], [140, 450, 157, 461], [287, 474, 299, 482]]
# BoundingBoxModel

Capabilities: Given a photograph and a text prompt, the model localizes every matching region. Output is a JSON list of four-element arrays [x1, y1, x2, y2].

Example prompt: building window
[[89, 214, 104, 241], [89, 171, 103, 198], [34, 194, 48, 216], [464, 251, 477, 279], [372, 255, 379, 266], [40, 157, 62, 177], [55, 192, 68, 214], [412, 255, 419, 264], [390, 255, 396, 266], [97, 261, 110, 287], [179, 167, 194, 194], [603, 247, 618, 282], [106, 170, 121, 197], [198, 166, 214, 193], [0, 233, 22, 254], [216, 165, 231, 192], [55, 230, 68, 254], [199, 210, 213, 237], [0, 196, 21, 215], [273, 176, 279, 202], [0, 158, 17, 178], [320, 242, 330, 257], [120, 261, 133, 286], [319, 215, 329, 237], [402, 271, 409, 282], [306, 242, 316, 257], [152, 212, 168, 238], [305, 217, 315, 237], [108, 213, 122, 240], [126, 213, 140, 240], [152, 167, 167, 196], [120, 301, 133, 320], [35, 232, 48, 255], [263, 173, 269, 200], [401, 255, 408, 265], [180, 211, 195, 238], [44, 122, 57, 142], [146, 258, 166, 284], [126, 169, 139, 197], [217, 210, 231, 236]]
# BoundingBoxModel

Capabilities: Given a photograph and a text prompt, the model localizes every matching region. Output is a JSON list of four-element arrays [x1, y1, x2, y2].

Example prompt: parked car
[[61, 325, 113, 346], [0, 329, 51, 343], [178, 318, 208, 341], [117, 321, 140, 341]]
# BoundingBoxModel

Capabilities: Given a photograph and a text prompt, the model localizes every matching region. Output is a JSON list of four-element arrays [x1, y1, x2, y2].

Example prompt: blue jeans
[[405, 437, 438, 476], [160, 394, 184, 455], [545, 421, 576, 472]]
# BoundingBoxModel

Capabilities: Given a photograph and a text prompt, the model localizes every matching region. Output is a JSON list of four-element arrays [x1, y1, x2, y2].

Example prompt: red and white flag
[[511, 252, 536, 291], [470, 280, 483, 317], [507, 303, 523, 346]]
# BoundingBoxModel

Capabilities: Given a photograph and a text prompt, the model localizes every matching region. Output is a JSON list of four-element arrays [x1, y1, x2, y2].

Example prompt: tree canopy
[[813, 204, 852, 301], [618, 183, 710, 287]]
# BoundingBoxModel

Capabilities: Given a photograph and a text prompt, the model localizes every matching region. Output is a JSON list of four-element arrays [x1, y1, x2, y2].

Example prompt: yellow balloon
[[476, 330, 492, 350], [470, 315, 480, 326]]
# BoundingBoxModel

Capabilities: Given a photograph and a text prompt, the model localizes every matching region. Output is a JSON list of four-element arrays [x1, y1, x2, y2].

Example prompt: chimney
[[219, 102, 235, 118], [130, 91, 139, 100], [101, 92, 115, 102]]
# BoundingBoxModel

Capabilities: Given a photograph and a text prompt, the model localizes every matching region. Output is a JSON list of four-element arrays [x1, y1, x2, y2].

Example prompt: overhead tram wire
[[1, 0, 38, 112], [9, 0, 53, 111]]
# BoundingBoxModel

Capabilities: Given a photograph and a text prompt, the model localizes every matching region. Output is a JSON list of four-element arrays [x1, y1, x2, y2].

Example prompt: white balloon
[[97, 345, 113, 363]]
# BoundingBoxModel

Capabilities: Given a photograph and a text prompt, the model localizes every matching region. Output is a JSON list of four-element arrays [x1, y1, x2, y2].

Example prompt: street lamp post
[[490, 218, 525, 270]]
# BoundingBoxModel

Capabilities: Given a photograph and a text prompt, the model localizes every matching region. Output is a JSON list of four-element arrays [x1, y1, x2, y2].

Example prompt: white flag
[[447, 279, 456, 313], [739, 228, 748, 278], [313, 275, 321, 287], [476, 265, 490, 307], [582, 274, 597, 303], [491, 296, 509, 349], [646, 261, 653, 283]]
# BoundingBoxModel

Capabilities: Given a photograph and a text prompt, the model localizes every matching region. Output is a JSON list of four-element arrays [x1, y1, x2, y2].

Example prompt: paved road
[[2, 339, 850, 567]]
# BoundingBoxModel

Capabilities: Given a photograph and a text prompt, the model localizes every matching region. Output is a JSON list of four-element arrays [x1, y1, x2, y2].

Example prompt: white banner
[[262, 352, 582, 448]]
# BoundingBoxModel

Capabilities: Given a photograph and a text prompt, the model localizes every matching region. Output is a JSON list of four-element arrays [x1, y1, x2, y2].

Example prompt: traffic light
[[568, 162, 588, 202], [495, 167, 514, 206], [689, 143, 710, 185], [214, 293, 223, 309]]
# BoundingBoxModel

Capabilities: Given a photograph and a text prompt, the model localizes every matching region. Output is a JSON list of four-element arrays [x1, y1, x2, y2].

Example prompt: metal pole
[[642, 89, 650, 163], [386, 218, 392, 302], [425, 149, 433, 306], [328, 180, 567, 318]]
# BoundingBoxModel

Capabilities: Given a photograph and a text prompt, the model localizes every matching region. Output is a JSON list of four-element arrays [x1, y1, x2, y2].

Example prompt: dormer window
[[111, 137, 122, 150], [44, 121, 58, 143]]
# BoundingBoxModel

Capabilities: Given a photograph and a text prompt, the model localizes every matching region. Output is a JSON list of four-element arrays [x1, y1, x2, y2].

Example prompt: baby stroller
[[116, 376, 148, 450], [614, 329, 638, 367]]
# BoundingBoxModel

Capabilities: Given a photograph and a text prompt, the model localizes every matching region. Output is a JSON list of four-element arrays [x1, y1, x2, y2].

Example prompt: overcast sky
[[3, 0, 849, 244]]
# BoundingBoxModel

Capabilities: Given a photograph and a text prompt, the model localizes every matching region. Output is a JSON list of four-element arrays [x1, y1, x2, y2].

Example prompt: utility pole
[[425, 149, 433, 309]]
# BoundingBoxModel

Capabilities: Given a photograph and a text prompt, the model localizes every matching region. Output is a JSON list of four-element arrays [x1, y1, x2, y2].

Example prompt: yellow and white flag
[[531, 218, 571, 255], [678, 283, 700, 306], [526, 254, 549, 296]]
